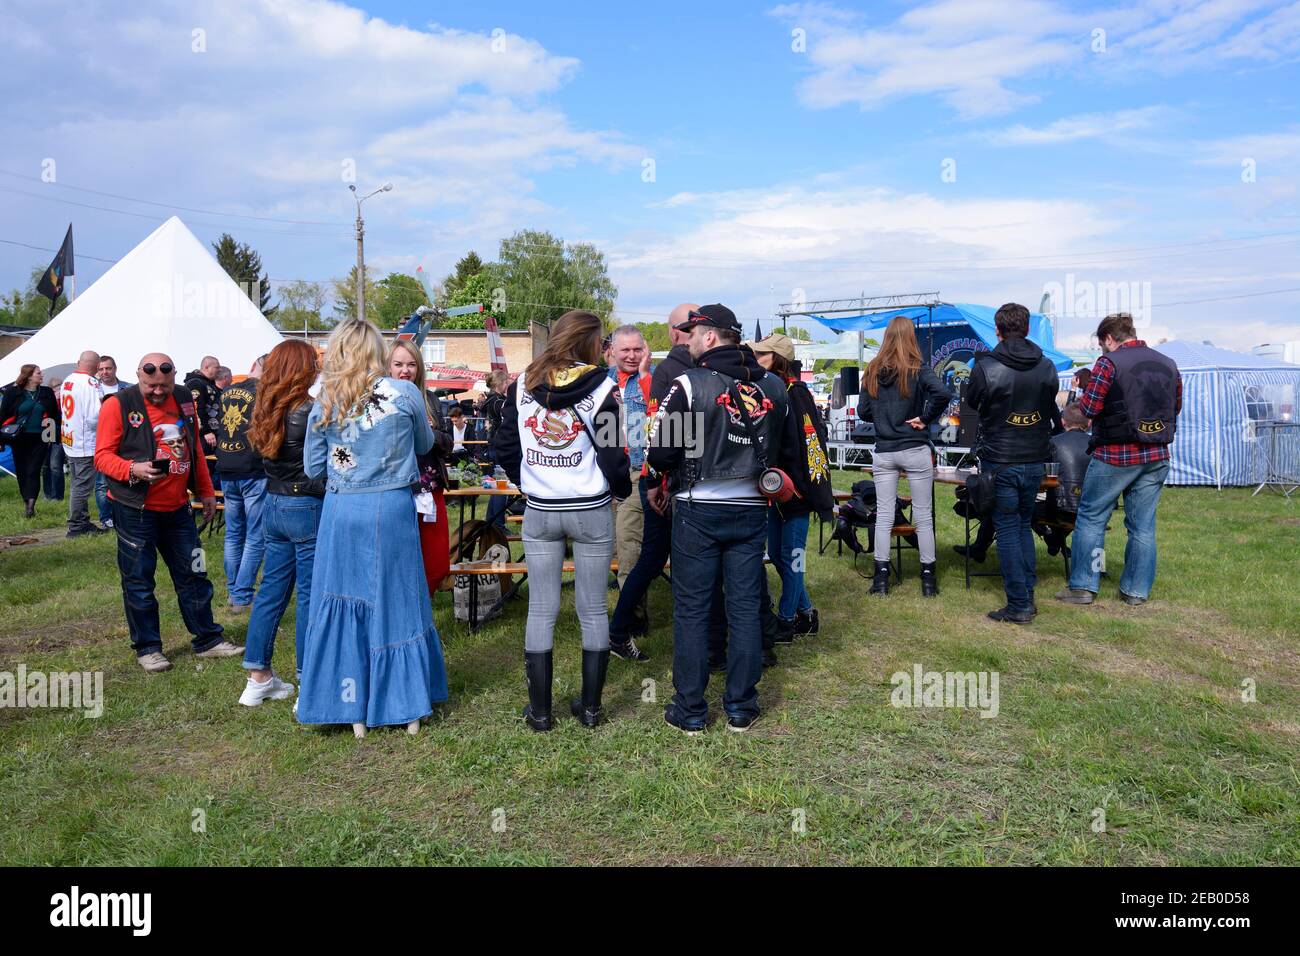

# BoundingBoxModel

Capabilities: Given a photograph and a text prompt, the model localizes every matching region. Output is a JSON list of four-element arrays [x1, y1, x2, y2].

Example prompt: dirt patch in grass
[[0, 617, 118, 661]]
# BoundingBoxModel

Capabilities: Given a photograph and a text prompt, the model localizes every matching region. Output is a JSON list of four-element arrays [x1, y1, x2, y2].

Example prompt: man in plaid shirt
[[1058, 313, 1182, 607]]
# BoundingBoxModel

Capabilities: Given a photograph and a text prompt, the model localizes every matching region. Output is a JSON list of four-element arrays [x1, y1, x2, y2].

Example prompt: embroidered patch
[[357, 380, 400, 431], [127, 411, 144, 427], [524, 408, 583, 450], [330, 445, 357, 472], [1006, 410, 1042, 426]]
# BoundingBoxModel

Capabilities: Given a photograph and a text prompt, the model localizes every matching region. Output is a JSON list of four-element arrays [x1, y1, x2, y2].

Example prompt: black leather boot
[[794, 608, 819, 635], [522, 651, 553, 731], [920, 562, 939, 598], [24, 498, 36, 518], [570, 649, 610, 727], [869, 560, 891, 595]]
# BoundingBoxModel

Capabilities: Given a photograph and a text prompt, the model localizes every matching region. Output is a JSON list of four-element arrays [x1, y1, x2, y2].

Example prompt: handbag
[[964, 465, 1000, 518], [0, 418, 19, 444]]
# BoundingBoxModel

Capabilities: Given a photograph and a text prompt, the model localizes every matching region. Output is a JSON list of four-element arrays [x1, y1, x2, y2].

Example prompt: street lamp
[[348, 181, 393, 325]]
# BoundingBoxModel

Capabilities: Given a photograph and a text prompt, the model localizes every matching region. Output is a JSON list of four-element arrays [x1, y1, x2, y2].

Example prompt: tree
[[495, 229, 617, 330], [631, 321, 670, 353], [212, 234, 275, 316], [331, 265, 381, 323], [441, 269, 504, 329], [0, 266, 69, 328], [275, 280, 332, 332], [440, 251, 486, 301], [373, 273, 430, 329]]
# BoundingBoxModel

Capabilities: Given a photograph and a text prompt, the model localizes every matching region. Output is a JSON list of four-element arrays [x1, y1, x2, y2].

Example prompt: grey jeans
[[522, 505, 615, 653], [872, 445, 935, 563], [67, 455, 99, 533]]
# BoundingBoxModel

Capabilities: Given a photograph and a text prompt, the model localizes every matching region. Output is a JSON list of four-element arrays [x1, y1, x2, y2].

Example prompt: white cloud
[[995, 107, 1166, 145]]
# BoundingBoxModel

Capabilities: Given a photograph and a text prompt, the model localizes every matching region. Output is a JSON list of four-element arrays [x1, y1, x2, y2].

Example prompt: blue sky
[[1, 0, 1298, 349]]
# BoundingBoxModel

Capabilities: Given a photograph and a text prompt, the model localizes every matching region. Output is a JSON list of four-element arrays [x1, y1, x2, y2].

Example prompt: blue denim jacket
[[305, 377, 434, 494], [607, 365, 653, 470]]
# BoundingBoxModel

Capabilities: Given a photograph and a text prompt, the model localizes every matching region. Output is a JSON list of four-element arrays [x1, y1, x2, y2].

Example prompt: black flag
[[36, 224, 74, 314]]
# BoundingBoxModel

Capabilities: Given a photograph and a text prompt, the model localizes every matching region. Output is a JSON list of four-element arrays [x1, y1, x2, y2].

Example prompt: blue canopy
[[813, 302, 1072, 372]]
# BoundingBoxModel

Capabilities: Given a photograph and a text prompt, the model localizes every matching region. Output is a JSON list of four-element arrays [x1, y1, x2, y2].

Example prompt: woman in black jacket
[[857, 317, 953, 597], [238, 340, 325, 708], [752, 335, 835, 640], [1, 364, 61, 518]]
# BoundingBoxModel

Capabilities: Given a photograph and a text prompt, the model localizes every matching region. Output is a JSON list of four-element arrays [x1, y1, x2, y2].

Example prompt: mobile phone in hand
[[152, 458, 171, 475]]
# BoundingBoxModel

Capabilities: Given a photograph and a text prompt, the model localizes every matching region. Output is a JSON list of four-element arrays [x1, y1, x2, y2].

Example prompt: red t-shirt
[[95, 392, 215, 512]]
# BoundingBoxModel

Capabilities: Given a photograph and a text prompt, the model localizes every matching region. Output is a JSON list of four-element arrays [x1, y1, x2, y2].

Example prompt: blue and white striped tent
[[1060, 340, 1300, 487]]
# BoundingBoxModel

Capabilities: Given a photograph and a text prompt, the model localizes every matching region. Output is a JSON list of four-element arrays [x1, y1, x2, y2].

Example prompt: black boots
[[920, 562, 939, 598], [570, 649, 610, 727], [773, 615, 796, 645], [794, 608, 819, 635], [24, 498, 36, 518], [523, 651, 553, 731], [869, 561, 891, 595]]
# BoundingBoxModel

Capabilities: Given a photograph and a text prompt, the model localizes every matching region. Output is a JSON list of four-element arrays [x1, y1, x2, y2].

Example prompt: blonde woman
[[298, 319, 447, 737], [389, 338, 454, 592]]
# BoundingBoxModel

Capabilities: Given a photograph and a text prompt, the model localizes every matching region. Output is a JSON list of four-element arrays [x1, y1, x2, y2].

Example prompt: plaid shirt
[[1077, 340, 1182, 466]]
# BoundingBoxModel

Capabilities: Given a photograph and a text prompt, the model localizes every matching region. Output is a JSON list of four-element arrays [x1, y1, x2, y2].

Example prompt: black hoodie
[[492, 364, 632, 504], [965, 337, 1062, 464]]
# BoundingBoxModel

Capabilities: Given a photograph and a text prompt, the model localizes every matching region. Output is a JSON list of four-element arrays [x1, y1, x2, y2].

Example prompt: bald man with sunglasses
[[95, 354, 240, 672]]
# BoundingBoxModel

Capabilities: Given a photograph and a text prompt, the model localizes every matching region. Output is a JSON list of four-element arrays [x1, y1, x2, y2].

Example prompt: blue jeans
[[112, 500, 224, 656], [668, 500, 767, 726], [243, 494, 322, 678], [43, 442, 65, 500], [222, 475, 267, 605], [1068, 457, 1169, 599], [484, 493, 509, 530], [95, 470, 111, 524], [767, 508, 812, 620], [610, 478, 671, 642], [991, 462, 1045, 614]]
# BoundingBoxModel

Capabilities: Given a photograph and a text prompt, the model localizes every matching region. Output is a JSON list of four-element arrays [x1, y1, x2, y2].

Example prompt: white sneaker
[[197, 640, 245, 659], [138, 651, 172, 673], [239, 674, 295, 706]]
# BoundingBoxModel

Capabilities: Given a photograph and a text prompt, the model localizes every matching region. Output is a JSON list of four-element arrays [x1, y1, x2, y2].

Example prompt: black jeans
[[668, 500, 767, 726], [112, 500, 225, 657], [10, 434, 46, 501], [609, 478, 671, 642]]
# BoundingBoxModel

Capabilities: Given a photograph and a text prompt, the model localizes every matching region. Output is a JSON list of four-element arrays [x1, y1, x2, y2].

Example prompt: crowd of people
[[0, 301, 1180, 735]]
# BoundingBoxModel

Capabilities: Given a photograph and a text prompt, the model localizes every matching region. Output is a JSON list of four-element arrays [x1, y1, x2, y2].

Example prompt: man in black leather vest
[[646, 304, 787, 734], [1058, 312, 1182, 607], [965, 303, 1062, 624], [1033, 402, 1091, 556]]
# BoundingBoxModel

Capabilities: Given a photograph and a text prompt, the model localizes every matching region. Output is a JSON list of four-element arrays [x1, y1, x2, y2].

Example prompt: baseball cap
[[749, 332, 795, 362], [675, 303, 741, 334]]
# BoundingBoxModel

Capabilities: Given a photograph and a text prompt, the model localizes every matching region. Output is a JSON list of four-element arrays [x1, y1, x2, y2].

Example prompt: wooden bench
[[190, 490, 225, 537]]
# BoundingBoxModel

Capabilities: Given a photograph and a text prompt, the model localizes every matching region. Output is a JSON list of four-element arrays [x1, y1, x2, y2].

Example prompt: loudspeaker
[[956, 400, 979, 448], [840, 366, 859, 395]]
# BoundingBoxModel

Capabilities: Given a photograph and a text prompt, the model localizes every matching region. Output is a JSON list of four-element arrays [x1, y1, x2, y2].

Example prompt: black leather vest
[[975, 355, 1059, 463], [215, 379, 262, 476], [263, 400, 325, 497], [105, 385, 201, 509], [1091, 345, 1179, 447], [1050, 429, 1091, 512], [679, 367, 788, 487]]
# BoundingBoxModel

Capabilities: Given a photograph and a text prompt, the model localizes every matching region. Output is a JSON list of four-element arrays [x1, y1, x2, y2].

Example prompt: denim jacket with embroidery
[[305, 376, 434, 494]]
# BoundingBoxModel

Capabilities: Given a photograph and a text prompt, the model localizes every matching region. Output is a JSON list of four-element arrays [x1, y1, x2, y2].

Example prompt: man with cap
[[647, 304, 788, 734]]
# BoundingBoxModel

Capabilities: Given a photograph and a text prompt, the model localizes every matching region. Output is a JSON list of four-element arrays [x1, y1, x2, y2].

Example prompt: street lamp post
[[348, 181, 393, 324]]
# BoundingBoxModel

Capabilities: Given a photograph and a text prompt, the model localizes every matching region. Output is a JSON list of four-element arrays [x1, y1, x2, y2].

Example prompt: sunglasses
[[139, 362, 175, 376]]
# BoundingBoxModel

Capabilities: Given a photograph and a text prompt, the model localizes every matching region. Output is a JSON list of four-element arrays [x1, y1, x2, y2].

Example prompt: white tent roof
[[0, 216, 283, 384]]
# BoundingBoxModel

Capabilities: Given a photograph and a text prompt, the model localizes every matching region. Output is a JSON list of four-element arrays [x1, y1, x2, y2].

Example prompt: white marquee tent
[[0, 217, 283, 385]]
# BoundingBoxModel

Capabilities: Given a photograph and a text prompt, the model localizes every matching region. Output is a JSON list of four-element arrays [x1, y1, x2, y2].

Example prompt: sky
[[1, 0, 1298, 351]]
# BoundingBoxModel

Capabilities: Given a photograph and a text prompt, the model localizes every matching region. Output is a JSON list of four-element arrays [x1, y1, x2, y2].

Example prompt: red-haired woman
[[237, 339, 324, 707]]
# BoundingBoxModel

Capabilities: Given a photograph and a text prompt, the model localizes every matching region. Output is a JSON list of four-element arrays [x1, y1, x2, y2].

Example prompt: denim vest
[[305, 377, 434, 494], [607, 366, 650, 470]]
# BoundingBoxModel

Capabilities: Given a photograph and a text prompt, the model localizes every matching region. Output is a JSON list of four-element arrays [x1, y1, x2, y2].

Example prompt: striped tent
[[1060, 341, 1300, 487]]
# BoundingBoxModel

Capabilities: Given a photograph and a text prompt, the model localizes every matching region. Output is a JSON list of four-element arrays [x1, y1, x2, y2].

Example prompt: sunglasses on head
[[140, 362, 174, 376]]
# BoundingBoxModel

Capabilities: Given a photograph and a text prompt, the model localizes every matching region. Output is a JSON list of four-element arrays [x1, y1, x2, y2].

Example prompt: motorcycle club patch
[[127, 411, 145, 428]]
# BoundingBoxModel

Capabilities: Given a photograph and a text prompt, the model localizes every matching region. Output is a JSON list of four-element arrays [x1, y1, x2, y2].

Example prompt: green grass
[[1, 474, 1298, 865]]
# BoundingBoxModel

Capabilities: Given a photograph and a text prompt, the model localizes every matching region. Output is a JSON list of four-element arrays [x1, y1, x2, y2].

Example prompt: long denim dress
[[296, 376, 449, 727]]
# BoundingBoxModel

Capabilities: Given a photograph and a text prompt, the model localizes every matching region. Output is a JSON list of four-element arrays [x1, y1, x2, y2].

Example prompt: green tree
[[632, 321, 670, 353], [274, 280, 332, 332], [495, 229, 617, 330], [373, 273, 430, 329], [0, 266, 69, 328], [440, 269, 504, 329], [331, 265, 381, 323], [212, 233, 275, 316], [440, 251, 486, 301]]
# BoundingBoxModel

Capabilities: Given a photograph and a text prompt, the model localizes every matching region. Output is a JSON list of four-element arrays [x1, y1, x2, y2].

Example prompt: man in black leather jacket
[[1033, 402, 1090, 556], [965, 303, 1061, 624]]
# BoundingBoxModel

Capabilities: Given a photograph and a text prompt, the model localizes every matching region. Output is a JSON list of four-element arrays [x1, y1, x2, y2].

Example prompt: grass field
[[1, 473, 1297, 866]]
